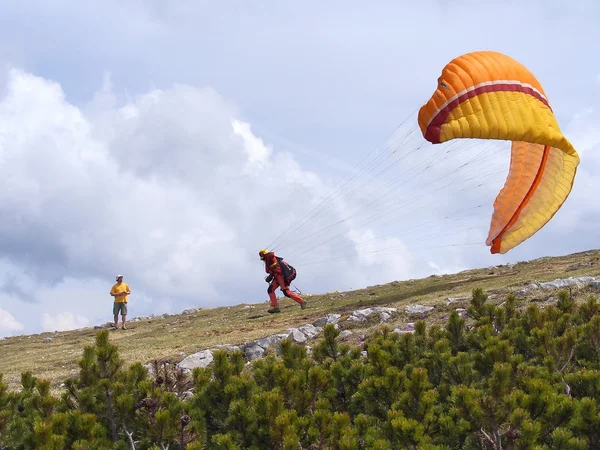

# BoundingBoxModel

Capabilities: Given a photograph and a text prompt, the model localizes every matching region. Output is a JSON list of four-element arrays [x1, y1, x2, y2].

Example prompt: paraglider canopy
[[418, 51, 580, 254]]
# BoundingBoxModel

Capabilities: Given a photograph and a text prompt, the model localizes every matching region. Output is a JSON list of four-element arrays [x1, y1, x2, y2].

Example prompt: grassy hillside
[[2, 248, 600, 393]]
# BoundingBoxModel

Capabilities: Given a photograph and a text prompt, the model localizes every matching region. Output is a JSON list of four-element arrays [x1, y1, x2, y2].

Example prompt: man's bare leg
[[114, 315, 119, 329], [122, 314, 127, 330]]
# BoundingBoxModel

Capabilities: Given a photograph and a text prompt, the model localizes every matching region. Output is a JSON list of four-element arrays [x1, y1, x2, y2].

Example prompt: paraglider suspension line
[[291, 283, 302, 295]]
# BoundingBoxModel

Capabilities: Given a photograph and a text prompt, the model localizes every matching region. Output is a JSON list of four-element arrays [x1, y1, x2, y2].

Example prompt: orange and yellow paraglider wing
[[486, 142, 579, 254], [417, 50, 580, 254], [417, 51, 565, 147]]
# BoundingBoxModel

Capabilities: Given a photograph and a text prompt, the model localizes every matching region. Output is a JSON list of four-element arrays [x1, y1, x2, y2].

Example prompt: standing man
[[110, 274, 131, 329]]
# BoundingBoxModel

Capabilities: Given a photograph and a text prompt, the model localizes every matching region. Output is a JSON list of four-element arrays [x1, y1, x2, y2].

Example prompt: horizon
[[2, 246, 598, 340]]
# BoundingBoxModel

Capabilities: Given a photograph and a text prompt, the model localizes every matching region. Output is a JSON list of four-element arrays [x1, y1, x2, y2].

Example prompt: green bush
[[2, 287, 600, 449]]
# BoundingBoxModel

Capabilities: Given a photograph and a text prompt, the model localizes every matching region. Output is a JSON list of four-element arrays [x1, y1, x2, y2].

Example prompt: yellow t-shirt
[[110, 282, 130, 303]]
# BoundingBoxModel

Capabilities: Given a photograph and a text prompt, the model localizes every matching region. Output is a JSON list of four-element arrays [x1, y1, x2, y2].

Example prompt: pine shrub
[[2, 287, 600, 448]]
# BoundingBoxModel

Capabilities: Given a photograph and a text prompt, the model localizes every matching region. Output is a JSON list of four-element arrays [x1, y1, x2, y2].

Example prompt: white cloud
[[41, 312, 89, 332], [0, 308, 24, 335], [0, 66, 367, 335], [232, 119, 271, 166], [0, 65, 488, 336]]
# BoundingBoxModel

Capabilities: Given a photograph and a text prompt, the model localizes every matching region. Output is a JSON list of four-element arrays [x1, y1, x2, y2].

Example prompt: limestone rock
[[256, 334, 289, 349], [313, 314, 341, 327], [288, 329, 308, 343], [393, 328, 415, 335], [405, 305, 434, 315], [177, 350, 214, 370], [518, 277, 598, 294], [244, 344, 265, 361], [379, 312, 391, 322], [297, 324, 322, 339], [347, 307, 397, 323]]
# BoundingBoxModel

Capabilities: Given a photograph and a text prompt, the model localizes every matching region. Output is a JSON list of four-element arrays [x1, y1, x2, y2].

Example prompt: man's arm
[[110, 286, 123, 297], [268, 256, 282, 274]]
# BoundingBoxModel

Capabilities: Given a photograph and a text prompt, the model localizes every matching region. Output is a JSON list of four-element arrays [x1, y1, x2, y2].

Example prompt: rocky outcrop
[[517, 277, 599, 295], [162, 275, 600, 375], [128, 312, 180, 323], [346, 307, 397, 323], [174, 306, 398, 371], [405, 305, 434, 315]]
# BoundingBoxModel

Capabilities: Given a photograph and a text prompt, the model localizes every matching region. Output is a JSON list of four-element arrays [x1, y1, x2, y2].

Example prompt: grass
[[2, 248, 600, 393]]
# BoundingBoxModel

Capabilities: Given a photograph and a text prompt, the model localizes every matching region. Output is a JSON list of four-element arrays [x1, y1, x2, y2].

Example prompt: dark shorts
[[113, 302, 128, 316]]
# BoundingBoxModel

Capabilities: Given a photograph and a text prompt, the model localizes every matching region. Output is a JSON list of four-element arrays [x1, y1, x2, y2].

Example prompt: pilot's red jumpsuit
[[263, 251, 304, 307]]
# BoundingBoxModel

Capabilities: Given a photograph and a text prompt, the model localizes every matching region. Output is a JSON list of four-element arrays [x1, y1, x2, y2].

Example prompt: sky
[[1, 0, 599, 337]]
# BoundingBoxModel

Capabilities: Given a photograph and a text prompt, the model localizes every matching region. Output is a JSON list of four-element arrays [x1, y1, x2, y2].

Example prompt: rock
[[405, 305, 434, 315], [347, 307, 397, 323], [245, 344, 265, 361], [393, 328, 415, 335], [517, 277, 598, 294], [43, 337, 52, 343], [181, 390, 194, 401], [255, 334, 289, 350], [297, 324, 322, 339], [313, 314, 341, 327], [143, 363, 155, 375], [379, 312, 391, 322], [339, 330, 353, 339], [129, 315, 153, 322], [284, 324, 324, 344], [455, 308, 467, 317], [288, 329, 308, 343], [177, 350, 214, 370], [211, 344, 242, 353], [182, 308, 199, 314], [447, 296, 469, 305]]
